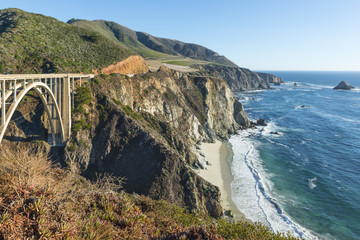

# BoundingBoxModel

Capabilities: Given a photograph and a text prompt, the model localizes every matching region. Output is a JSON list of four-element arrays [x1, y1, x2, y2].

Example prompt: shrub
[[72, 118, 91, 132], [75, 86, 92, 107], [92, 77, 100, 85]]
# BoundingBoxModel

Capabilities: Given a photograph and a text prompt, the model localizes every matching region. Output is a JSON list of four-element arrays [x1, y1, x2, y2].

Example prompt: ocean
[[230, 71, 360, 239]]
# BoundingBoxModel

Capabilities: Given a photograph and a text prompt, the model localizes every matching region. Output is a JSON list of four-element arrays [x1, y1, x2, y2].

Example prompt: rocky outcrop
[[334, 81, 355, 90], [65, 66, 249, 218], [256, 72, 282, 84], [99, 55, 149, 75], [234, 100, 250, 127], [195, 64, 270, 91], [256, 118, 267, 126]]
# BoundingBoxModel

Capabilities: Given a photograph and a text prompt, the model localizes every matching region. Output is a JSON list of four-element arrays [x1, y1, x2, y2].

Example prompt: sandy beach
[[197, 140, 250, 222]]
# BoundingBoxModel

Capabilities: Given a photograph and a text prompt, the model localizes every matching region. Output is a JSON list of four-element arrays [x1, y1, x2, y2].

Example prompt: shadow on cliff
[[3, 95, 47, 144]]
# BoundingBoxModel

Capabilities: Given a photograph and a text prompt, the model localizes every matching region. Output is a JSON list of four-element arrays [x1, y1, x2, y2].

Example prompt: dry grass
[[0, 145, 124, 239], [0, 146, 301, 239]]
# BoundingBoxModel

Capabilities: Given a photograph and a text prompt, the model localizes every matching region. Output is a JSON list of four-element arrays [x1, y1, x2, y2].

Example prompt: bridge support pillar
[[61, 76, 71, 140], [1, 80, 5, 126]]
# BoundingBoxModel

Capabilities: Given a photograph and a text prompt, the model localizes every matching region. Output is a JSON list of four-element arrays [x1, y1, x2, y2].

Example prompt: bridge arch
[[0, 82, 65, 145]]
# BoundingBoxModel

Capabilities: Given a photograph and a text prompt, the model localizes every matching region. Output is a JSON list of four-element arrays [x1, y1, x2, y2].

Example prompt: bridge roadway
[[0, 73, 94, 146]]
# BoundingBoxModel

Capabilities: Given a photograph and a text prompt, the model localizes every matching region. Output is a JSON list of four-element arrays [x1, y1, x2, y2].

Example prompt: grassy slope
[[69, 19, 169, 59], [0, 8, 133, 74], [68, 19, 238, 67], [0, 145, 299, 239], [152, 35, 238, 67]]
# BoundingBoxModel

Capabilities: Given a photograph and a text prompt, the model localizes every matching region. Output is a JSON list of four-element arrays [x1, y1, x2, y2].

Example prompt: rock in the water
[[294, 83, 297, 86], [256, 118, 267, 126], [270, 131, 280, 135], [334, 81, 355, 90], [274, 82, 281, 86], [234, 100, 251, 127]]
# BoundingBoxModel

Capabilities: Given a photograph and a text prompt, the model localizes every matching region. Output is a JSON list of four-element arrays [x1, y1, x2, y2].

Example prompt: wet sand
[[197, 140, 251, 222]]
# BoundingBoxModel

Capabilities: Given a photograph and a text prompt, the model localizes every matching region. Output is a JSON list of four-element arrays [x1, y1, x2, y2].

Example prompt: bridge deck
[[0, 73, 95, 79]]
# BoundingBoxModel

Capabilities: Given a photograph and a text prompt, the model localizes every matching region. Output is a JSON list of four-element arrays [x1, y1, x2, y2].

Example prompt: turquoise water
[[230, 71, 360, 239]]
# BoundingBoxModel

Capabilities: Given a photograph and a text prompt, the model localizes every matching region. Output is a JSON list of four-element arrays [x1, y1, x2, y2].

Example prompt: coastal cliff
[[65, 67, 249, 218], [194, 64, 270, 91], [0, 8, 254, 216], [0, 8, 298, 239], [257, 72, 282, 84]]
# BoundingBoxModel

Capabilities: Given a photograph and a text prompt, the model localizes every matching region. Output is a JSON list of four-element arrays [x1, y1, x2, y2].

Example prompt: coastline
[[196, 140, 250, 222]]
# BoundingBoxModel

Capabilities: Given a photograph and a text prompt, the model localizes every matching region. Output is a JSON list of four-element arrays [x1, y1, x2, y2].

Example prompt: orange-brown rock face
[[100, 55, 149, 75]]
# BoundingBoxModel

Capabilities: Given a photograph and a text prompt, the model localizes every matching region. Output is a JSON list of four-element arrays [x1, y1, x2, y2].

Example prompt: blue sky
[[0, 0, 359, 71]]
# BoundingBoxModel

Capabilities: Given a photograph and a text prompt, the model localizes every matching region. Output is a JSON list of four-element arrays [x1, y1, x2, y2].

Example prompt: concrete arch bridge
[[0, 74, 94, 146]]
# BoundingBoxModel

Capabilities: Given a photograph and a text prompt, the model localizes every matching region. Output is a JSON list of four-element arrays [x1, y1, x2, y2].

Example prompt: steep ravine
[[65, 67, 250, 218]]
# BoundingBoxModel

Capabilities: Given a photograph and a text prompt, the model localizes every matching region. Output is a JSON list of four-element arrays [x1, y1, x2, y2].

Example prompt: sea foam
[[230, 128, 319, 239]]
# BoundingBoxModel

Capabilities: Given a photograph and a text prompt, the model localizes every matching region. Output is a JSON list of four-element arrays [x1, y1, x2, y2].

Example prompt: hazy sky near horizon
[[0, 0, 359, 71]]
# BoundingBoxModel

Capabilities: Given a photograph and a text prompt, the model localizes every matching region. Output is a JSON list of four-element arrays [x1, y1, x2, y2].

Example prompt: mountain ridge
[[68, 18, 238, 67], [68, 18, 280, 90]]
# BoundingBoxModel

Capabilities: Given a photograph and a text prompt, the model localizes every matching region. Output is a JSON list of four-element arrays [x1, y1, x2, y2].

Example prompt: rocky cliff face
[[256, 72, 282, 84], [195, 64, 270, 91], [65, 67, 249, 218]]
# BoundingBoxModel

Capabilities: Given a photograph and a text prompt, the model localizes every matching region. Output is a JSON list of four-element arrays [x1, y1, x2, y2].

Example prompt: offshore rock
[[233, 100, 250, 127], [256, 118, 267, 126], [333, 81, 355, 90]]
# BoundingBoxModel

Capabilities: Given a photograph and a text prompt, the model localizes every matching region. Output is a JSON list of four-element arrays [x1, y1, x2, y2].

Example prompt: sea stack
[[256, 118, 267, 126], [333, 81, 355, 90]]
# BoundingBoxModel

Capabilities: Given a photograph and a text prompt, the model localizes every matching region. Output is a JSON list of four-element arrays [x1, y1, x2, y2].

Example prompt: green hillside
[[0, 9, 133, 74], [147, 34, 238, 67], [68, 19, 237, 67], [68, 19, 169, 59]]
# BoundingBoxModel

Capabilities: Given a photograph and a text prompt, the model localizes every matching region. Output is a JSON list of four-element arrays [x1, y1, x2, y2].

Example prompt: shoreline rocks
[[334, 81, 355, 90], [256, 118, 267, 126]]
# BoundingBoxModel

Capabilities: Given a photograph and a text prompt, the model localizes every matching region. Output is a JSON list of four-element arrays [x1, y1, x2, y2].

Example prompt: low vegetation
[[0, 8, 133, 74], [0, 146, 300, 239]]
